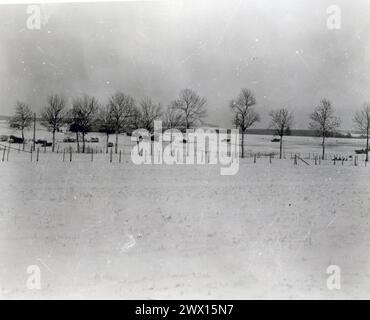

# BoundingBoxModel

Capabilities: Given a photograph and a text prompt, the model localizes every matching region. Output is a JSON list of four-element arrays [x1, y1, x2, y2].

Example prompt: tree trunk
[[22, 128, 25, 151], [366, 130, 369, 162], [106, 133, 109, 154], [322, 133, 325, 160], [52, 129, 56, 152], [82, 133, 85, 153], [115, 131, 118, 154], [279, 135, 283, 159], [241, 130, 245, 158], [76, 132, 80, 153], [33, 113, 36, 152]]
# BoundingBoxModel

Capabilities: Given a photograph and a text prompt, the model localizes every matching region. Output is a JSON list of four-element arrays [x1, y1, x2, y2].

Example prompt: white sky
[[1, 0, 370, 130]]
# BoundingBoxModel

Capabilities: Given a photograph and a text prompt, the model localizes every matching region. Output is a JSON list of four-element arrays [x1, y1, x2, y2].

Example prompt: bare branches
[[97, 106, 115, 135], [353, 103, 370, 161], [108, 92, 136, 153], [353, 103, 370, 134], [229, 88, 260, 158], [9, 101, 33, 141], [230, 88, 260, 132], [40, 94, 67, 151], [70, 95, 99, 132], [96, 106, 115, 153], [68, 95, 99, 153], [309, 98, 341, 135], [232, 107, 260, 131], [163, 106, 185, 130], [171, 89, 207, 129], [269, 108, 294, 159], [309, 98, 341, 159], [135, 97, 162, 132], [269, 108, 294, 137], [108, 92, 135, 133]]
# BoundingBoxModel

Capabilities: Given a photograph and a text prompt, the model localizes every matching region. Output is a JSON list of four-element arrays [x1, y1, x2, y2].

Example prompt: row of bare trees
[[8, 87, 370, 162], [229, 89, 370, 161], [229, 88, 295, 159], [8, 88, 208, 154]]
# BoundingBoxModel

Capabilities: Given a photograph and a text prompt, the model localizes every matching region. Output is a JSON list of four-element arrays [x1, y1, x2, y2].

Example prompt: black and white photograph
[[0, 0, 369, 304]]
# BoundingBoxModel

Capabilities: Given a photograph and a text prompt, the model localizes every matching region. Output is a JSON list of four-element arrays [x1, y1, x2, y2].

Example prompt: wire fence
[[0, 141, 369, 167]]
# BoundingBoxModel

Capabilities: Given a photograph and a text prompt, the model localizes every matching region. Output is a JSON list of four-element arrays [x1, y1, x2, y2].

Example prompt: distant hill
[[246, 128, 358, 139], [0, 115, 10, 121], [246, 129, 317, 136]]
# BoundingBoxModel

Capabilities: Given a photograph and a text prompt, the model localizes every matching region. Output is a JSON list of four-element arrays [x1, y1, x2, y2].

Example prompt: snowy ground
[[0, 153, 370, 299]]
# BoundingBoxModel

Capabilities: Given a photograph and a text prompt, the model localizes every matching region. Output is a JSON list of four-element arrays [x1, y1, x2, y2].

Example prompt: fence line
[[1, 141, 370, 168]]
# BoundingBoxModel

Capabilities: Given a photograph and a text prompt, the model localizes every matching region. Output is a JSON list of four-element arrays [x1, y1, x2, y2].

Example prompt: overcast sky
[[1, 0, 370, 130]]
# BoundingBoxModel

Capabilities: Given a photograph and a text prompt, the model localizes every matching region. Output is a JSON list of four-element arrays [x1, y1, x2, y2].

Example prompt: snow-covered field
[[0, 154, 370, 299]]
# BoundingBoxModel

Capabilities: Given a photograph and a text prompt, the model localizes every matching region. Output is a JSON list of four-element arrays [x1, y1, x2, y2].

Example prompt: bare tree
[[137, 97, 162, 132], [130, 106, 142, 132], [230, 88, 260, 158], [9, 101, 33, 149], [353, 103, 370, 162], [67, 112, 81, 153], [108, 92, 135, 153], [69, 95, 99, 153], [40, 94, 66, 152], [269, 108, 294, 159], [97, 106, 115, 153], [309, 98, 341, 160], [163, 106, 185, 130], [171, 88, 206, 129]]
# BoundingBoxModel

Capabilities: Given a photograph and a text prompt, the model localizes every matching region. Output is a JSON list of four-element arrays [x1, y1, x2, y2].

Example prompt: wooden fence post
[[36, 147, 39, 162], [30, 148, 33, 162], [110, 148, 113, 163], [6, 147, 10, 161], [70, 147, 72, 162], [119, 150, 122, 163], [2, 146, 6, 162]]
